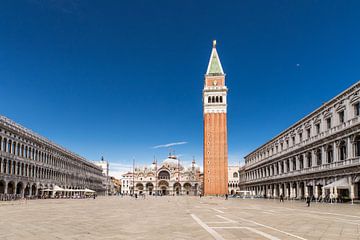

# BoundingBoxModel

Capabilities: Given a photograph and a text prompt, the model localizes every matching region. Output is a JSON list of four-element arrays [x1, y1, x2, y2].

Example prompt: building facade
[[203, 40, 229, 195], [0, 115, 105, 198], [121, 155, 201, 196], [93, 157, 111, 195], [228, 166, 240, 194], [243, 82, 360, 202]]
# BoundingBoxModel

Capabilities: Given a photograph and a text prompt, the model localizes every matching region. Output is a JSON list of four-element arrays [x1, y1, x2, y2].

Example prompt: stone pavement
[[0, 196, 360, 240]]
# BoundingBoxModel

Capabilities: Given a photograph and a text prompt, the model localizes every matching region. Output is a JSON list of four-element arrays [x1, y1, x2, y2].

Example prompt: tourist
[[225, 193, 228, 200], [306, 196, 310, 207], [280, 194, 284, 202]]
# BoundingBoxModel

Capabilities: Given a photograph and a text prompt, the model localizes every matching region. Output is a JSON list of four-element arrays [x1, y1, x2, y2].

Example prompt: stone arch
[[183, 182, 192, 195], [326, 144, 333, 163], [31, 184, 37, 197], [24, 183, 30, 197], [158, 170, 170, 180], [233, 172, 238, 178], [136, 183, 144, 191], [145, 182, 154, 195], [339, 140, 347, 160], [208, 96, 211, 103], [16, 182, 24, 195], [0, 180, 5, 194], [7, 181, 15, 194], [173, 182, 181, 195], [158, 180, 169, 195]]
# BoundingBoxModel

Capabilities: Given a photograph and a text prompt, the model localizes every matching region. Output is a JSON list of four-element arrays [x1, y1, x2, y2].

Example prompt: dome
[[149, 162, 156, 170], [162, 155, 182, 168]]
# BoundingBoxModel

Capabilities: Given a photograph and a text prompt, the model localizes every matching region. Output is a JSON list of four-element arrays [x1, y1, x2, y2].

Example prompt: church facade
[[121, 155, 201, 196], [203, 41, 229, 195]]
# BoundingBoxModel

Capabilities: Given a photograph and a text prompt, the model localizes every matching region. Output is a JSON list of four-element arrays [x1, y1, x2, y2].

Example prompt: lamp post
[[132, 158, 135, 197]]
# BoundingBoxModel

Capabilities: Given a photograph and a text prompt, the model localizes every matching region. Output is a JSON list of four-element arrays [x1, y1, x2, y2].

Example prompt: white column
[[347, 136, 353, 159], [333, 142, 338, 162], [305, 183, 309, 198], [311, 150, 316, 166], [295, 156, 300, 170], [289, 158, 293, 172], [304, 153, 308, 169]]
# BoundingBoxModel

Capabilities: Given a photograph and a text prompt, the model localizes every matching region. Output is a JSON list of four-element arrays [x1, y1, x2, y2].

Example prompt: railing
[[245, 157, 360, 184]]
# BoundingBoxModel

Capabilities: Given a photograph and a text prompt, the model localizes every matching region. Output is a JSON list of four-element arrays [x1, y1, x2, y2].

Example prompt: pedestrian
[[225, 193, 228, 200], [306, 196, 310, 207], [280, 194, 284, 202]]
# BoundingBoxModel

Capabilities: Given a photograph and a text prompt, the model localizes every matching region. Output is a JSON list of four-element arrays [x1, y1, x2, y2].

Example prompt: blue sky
[[1, 1, 360, 177]]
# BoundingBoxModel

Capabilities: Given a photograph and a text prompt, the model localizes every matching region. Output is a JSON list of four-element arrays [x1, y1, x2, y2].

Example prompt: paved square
[[1, 197, 360, 240]]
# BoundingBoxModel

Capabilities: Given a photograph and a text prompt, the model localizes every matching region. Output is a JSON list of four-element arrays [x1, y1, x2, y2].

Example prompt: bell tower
[[203, 40, 228, 195]]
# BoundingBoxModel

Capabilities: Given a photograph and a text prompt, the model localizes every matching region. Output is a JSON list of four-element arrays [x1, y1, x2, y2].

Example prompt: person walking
[[280, 194, 284, 202], [306, 196, 311, 207], [225, 193, 228, 200]]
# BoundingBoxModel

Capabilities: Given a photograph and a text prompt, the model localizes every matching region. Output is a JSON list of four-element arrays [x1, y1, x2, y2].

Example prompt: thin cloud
[[152, 141, 188, 149]]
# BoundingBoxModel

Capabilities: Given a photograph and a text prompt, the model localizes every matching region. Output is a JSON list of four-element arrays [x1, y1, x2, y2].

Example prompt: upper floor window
[[316, 123, 321, 134], [299, 133, 303, 142], [339, 111, 345, 124], [326, 118, 331, 129], [355, 102, 360, 116], [292, 136, 296, 146], [286, 140, 289, 148], [307, 128, 311, 138]]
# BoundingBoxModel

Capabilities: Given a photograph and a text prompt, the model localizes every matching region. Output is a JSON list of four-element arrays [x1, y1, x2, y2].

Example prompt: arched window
[[354, 136, 360, 157], [220, 96, 223, 103], [216, 96, 219, 103], [299, 155, 304, 169], [339, 141, 347, 160], [233, 172, 238, 178], [208, 96, 211, 103], [3, 139, 7, 152], [307, 152, 312, 168], [327, 145, 333, 163], [316, 149, 322, 166]]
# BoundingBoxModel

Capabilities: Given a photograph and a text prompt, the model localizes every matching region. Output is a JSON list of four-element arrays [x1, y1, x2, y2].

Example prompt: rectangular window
[[292, 137, 296, 146], [355, 102, 360, 116], [316, 123, 320, 134], [307, 128, 311, 138], [299, 133, 302, 142], [326, 118, 331, 129], [339, 111, 344, 124]]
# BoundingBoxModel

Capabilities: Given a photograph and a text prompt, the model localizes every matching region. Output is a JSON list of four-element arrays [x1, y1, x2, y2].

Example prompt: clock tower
[[203, 40, 228, 195]]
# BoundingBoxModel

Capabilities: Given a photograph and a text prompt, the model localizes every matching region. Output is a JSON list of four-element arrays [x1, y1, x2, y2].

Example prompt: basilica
[[121, 155, 201, 196]]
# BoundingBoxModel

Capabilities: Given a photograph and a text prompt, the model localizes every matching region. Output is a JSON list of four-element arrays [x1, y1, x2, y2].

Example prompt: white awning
[[84, 188, 95, 193], [53, 185, 65, 191], [324, 178, 350, 189]]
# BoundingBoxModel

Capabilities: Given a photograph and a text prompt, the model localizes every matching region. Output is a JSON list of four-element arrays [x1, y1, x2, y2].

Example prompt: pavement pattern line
[[234, 216, 308, 240], [191, 214, 225, 240], [212, 208, 225, 214]]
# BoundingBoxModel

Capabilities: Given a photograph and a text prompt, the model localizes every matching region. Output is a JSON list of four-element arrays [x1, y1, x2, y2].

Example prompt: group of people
[[279, 194, 312, 207]]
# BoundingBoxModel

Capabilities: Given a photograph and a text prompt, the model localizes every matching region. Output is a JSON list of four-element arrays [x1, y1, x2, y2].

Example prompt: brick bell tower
[[203, 40, 228, 195]]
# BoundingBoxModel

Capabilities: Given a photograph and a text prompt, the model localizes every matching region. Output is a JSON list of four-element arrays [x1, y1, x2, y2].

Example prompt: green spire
[[206, 40, 224, 75]]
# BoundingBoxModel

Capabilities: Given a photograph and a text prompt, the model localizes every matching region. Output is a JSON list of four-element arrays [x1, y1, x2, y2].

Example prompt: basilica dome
[[162, 155, 182, 169]]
